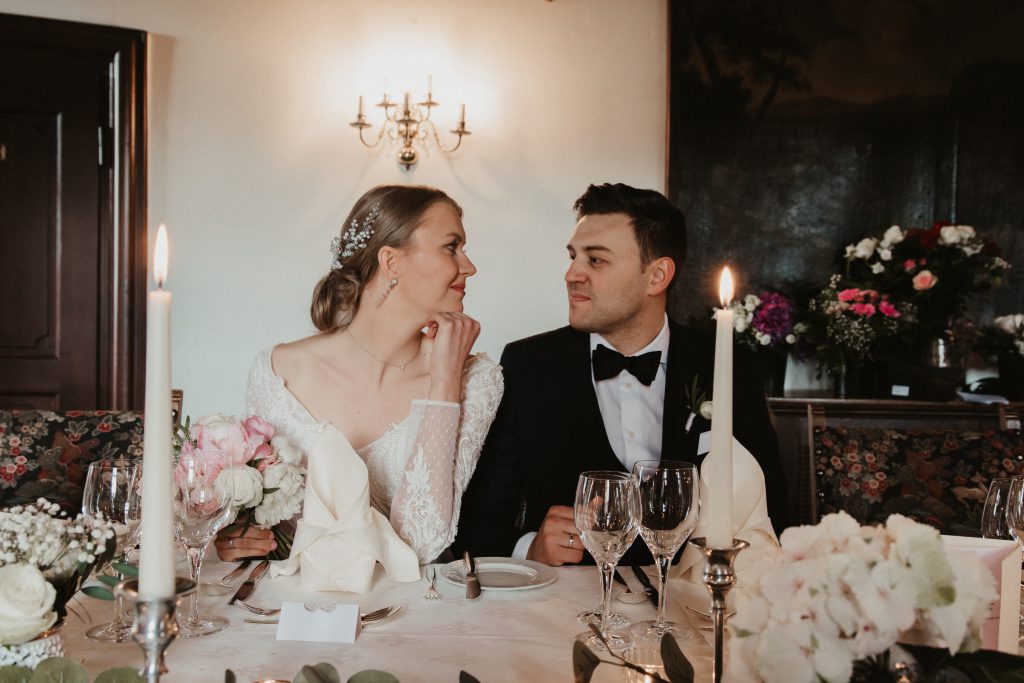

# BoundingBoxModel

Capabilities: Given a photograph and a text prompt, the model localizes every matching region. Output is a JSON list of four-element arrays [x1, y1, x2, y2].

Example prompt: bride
[[216, 185, 503, 564]]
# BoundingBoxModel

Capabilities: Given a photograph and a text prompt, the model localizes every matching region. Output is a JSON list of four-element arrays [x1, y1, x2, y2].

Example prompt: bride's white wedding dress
[[246, 347, 503, 564]]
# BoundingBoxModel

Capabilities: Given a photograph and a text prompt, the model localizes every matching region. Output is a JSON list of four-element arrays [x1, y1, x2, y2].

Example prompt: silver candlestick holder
[[116, 577, 196, 683], [689, 537, 748, 683]]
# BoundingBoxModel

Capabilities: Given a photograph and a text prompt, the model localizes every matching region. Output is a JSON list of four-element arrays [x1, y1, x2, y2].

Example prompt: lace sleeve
[[390, 355, 504, 563]]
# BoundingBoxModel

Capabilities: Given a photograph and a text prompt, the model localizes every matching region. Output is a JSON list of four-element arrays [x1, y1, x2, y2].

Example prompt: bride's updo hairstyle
[[311, 185, 463, 331]]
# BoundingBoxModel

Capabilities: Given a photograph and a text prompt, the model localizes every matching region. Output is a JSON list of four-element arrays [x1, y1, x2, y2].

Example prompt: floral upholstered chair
[[0, 393, 182, 515], [810, 410, 1024, 537]]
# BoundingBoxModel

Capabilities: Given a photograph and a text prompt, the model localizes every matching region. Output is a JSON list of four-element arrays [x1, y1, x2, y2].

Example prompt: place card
[[275, 601, 361, 643], [944, 535, 1021, 654]]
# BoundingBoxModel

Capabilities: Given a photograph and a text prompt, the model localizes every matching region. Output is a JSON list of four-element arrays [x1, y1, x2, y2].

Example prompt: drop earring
[[376, 277, 398, 305]]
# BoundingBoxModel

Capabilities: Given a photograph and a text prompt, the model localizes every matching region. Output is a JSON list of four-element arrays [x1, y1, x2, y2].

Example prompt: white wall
[[1, 0, 668, 416]]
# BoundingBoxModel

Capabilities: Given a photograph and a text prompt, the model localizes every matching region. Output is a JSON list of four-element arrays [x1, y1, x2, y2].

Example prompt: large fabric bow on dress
[[273, 427, 420, 592], [671, 436, 779, 583]]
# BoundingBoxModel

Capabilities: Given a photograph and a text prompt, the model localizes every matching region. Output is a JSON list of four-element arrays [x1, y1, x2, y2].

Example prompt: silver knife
[[631, 565, 659, 608], [229, 559, 270, 604], [463, 551, 481, 599]]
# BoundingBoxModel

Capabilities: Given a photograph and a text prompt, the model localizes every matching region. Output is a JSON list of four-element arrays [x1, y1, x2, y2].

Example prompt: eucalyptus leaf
[[97, 575, 119, 587], [345, 671, 398, 683], [94, 668, 144, 683], [458, 673, 481, 683], [0, 666, 33, 683], [660, 633, 694, 683], [81, 585, 115, 601], [295, 663, 341, 683], [572, 640, 600, 683], [111, 563, 139, 578], [29, 658, 89, 683]]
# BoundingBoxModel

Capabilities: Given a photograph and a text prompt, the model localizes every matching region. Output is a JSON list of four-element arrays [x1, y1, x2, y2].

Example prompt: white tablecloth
[[62, 560, 716, 682]]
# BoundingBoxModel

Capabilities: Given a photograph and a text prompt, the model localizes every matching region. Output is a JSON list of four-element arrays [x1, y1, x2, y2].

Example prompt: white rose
[[939, 225, 961, 245], [785, 334, 796, 344], [852, 238, 877, 259], [699, 401, 713, 420], [270, 435, 303, 466], [734, 317, 748, 333], [0, 564, 58, 645], [215, 465, 264, 509], [880, 225, 904, 248], [870, 262, 886, 274]]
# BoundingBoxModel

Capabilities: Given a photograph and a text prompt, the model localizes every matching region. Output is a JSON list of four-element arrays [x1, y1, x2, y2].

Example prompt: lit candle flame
[[718, 266, 734, 307], [154, 225, 168, 289]]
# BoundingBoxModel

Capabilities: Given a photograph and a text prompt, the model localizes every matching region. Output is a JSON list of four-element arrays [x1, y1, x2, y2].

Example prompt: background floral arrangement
[[843, 223, 1009, 341], [803, 274, 916, 378], [176, 414, 305, 561], [730, 291, 801, 351], [0, 499, 116, 645], [727, 511, 995, 683]]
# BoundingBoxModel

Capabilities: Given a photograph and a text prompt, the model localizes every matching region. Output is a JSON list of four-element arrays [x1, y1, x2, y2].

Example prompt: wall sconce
[[350, 78, 471, 170]]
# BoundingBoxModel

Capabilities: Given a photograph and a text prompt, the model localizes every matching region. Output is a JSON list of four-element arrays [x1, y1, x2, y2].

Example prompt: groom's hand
[[527, 505, 584, 566]]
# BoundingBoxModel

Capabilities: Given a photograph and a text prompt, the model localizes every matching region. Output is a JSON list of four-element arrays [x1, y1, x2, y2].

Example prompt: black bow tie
[[592, 344, 662, 386]]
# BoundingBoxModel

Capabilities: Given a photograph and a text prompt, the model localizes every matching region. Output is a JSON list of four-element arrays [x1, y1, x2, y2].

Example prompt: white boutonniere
[[684, 376, 710, 434]]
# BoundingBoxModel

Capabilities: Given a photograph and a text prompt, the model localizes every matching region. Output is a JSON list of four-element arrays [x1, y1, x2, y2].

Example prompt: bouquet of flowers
[[0, 499, 116, 645], [176, 414, 305, 561], [805, 274, 916, 378], [729, 291, 801, 350], [843, 223, 1010, 340], [728, 512, 997, 683]]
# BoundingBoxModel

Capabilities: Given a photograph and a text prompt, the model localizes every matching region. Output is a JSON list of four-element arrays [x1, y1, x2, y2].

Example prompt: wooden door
[[0, 14, 146, 410]]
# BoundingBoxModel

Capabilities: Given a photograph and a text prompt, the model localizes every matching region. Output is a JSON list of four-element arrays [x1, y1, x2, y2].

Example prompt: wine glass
[[1003, 475, 1024, 638], [81, 458, 141, 642], [174, 449, 234, 637], [982, 476, 1013, 539], [631, 460, 700, 640], [574, 471, 639, 651]]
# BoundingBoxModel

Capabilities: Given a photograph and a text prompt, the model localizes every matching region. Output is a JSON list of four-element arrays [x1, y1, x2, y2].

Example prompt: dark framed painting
[[667, 0, 1024, 326]]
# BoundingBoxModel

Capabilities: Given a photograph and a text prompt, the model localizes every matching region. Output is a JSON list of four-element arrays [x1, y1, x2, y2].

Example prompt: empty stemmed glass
[[1003, 475, 1024, 639], [631, 460, 700, 640], [982, 477, 1014, 539], [574, 471, 639, 651], [174, 449, 234, 637], [81, 458, 141, 642]]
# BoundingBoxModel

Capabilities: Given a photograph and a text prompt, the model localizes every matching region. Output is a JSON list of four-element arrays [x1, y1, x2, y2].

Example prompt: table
[[63, 561, 716, 682]]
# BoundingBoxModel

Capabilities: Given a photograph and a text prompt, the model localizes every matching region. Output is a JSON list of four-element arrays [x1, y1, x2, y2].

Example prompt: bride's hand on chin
[[423, 312, 480, 402]]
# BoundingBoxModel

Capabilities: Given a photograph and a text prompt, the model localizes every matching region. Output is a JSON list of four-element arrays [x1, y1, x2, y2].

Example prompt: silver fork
[[422, 566, 441, 600], [233, 599, 280, 616]]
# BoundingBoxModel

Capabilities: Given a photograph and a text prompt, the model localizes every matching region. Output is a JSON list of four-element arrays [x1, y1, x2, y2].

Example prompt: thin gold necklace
[[345, 329, 418, 371]]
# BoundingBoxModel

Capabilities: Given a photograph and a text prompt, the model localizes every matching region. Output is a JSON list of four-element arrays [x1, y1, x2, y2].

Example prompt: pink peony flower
[[912, 270, 938, 291], [196, 415, 250, 465], [878, 301, 900, 318], [851, 303, 877, 317], [243, 416, 275, 443]]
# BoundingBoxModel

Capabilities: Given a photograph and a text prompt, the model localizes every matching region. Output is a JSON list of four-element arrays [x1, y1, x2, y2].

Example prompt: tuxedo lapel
[[563, 329, 622, 472], [662, 323, 706, 461]]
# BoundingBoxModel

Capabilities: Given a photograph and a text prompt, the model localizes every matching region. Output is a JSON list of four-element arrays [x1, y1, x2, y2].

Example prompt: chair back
[[809, 407, 1024, 536]]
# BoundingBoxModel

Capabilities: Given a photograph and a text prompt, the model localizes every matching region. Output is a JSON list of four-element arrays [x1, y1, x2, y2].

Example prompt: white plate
[[440, 557, 557, 591]]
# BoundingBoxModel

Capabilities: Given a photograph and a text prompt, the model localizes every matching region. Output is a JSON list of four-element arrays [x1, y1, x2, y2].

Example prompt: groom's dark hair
[[573, 183, 687, 287]]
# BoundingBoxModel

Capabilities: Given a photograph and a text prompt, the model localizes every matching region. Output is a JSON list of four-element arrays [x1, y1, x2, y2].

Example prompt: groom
[[455, 183, 786, 566]]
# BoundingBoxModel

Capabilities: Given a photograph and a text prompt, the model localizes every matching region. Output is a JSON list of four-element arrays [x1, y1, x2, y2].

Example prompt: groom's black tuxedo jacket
[[454, 320, 788, 566]]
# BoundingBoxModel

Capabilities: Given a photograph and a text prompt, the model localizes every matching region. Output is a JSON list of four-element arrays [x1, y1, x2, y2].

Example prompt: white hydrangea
[[728, 512, 994, 683]]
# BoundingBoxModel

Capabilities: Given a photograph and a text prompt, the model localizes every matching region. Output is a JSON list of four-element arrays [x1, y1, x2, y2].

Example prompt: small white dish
[[440, 557, 557, 591]]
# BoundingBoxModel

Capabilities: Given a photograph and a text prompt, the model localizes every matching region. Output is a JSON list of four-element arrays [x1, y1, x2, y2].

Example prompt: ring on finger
[[567, 532, 575, 549], [228, 538, 234, 549]]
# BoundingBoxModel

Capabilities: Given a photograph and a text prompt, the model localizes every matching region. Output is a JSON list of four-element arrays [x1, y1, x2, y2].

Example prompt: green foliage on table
[[572, 627, 694, 683], [344, 671, 397, 683], [295, 663, 342, 683], [221, 663, 481, 682], [81, 562, 139, 602], [0, 659, 141, 683], [897, 643, 1024, 682]]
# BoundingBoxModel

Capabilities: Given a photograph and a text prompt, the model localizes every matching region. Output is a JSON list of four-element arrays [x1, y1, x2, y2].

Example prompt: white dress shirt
[[511, 316, 670, 559]]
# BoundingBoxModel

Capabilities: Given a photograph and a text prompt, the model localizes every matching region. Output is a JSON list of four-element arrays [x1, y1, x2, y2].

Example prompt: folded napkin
[[272, 427, 420, 592], [670, 436, 779, 583]]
